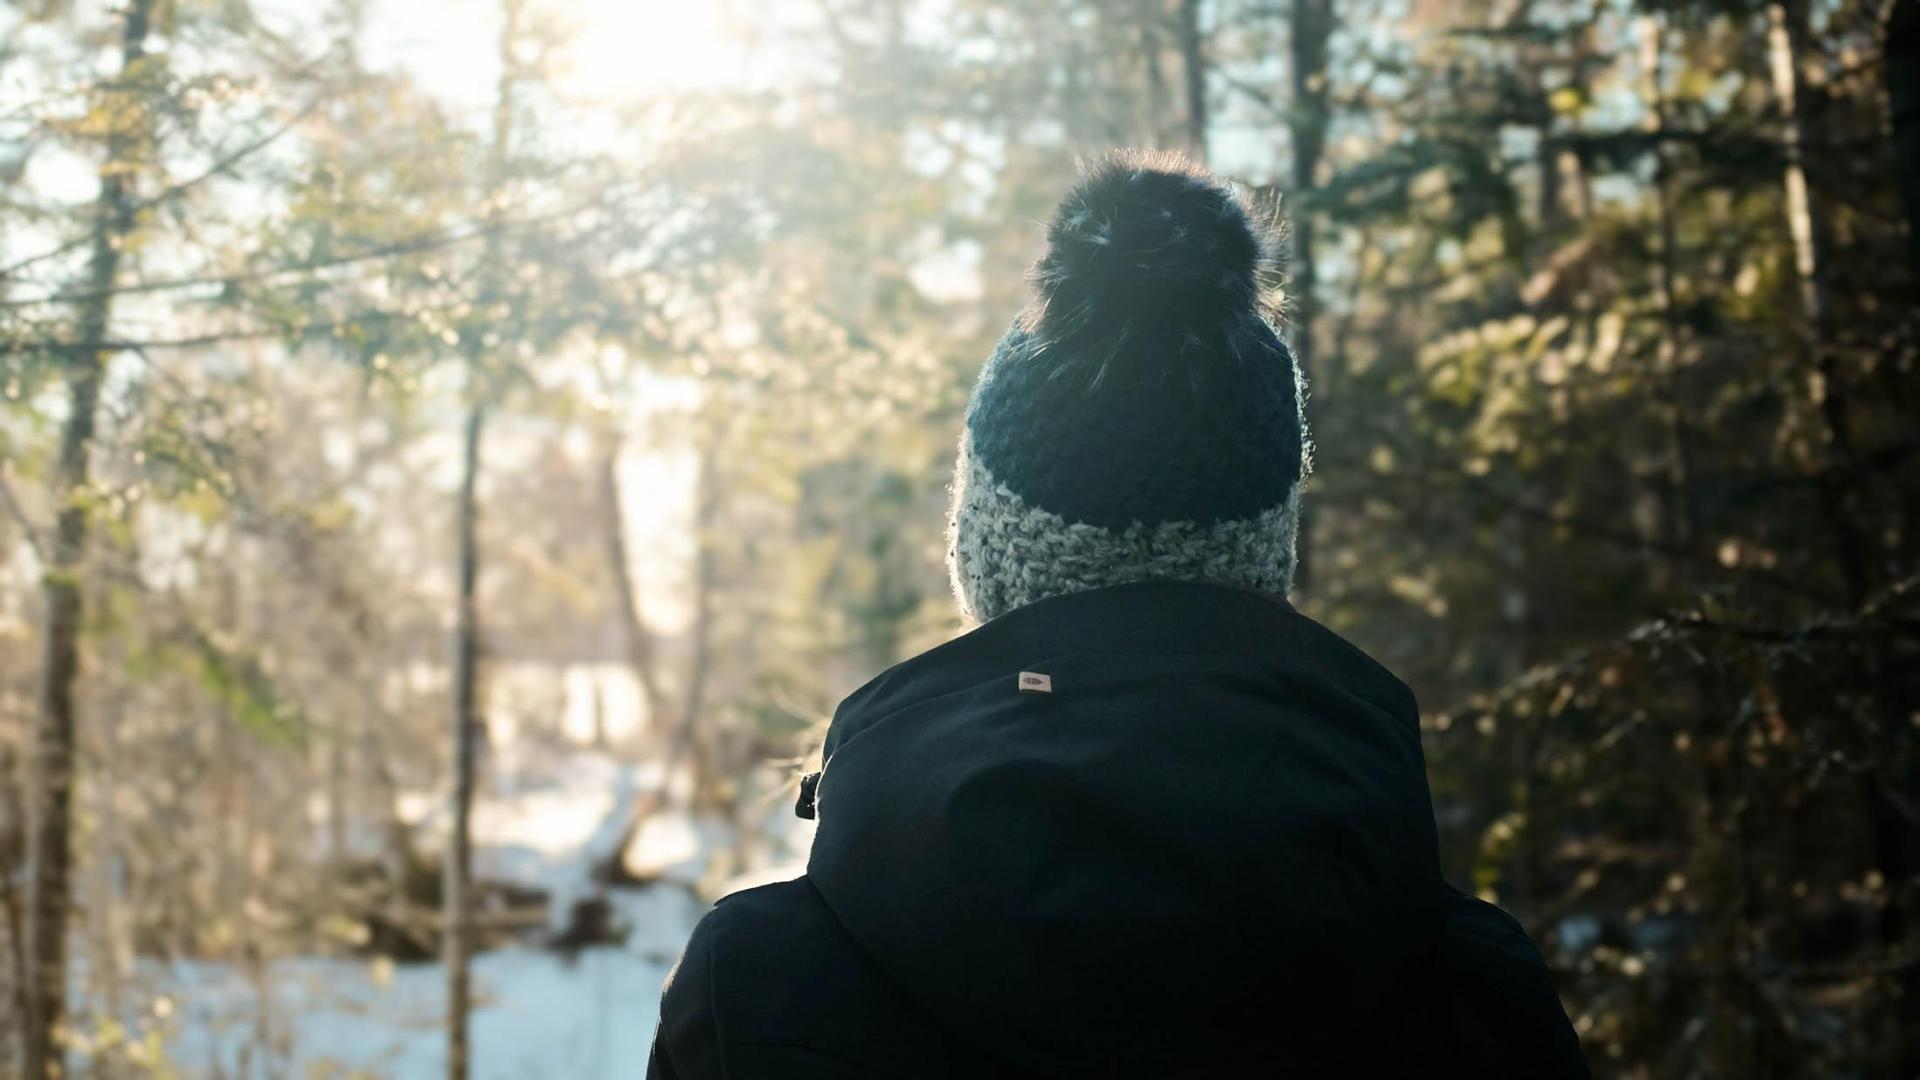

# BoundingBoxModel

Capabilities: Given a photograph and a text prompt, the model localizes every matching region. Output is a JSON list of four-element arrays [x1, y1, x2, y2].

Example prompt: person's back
[[648, 152, 1589, 1079]]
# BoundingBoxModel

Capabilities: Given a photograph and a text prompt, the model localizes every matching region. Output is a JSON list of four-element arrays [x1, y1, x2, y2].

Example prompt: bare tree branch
[[0, 65, 333, 283]]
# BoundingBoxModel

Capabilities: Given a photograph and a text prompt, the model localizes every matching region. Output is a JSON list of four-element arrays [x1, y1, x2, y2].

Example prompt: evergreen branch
[[1437, 572, 1920, 721], [0, 72, 332, 283]]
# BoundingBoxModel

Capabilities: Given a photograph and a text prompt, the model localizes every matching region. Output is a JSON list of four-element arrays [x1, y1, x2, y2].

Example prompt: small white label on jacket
[[1017, 671, 1052, 694]]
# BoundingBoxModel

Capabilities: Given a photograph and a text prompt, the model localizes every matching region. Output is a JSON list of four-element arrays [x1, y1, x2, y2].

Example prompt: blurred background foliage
[[2, 0, 1918, 1076]]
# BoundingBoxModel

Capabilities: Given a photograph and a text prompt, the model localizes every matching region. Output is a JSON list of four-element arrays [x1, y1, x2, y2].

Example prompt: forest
[[2, 0, 1918, 1076]]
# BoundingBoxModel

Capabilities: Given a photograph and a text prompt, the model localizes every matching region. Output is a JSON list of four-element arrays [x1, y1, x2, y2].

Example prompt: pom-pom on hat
[[946, 150, 1308, 623]]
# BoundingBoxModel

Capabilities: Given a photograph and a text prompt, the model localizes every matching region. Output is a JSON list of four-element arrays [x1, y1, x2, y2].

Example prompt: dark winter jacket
[[647, 581, 1589, 1078]]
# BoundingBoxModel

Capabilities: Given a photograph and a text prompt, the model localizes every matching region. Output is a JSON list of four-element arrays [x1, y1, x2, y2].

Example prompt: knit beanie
[[946, 150, 1308, 624]]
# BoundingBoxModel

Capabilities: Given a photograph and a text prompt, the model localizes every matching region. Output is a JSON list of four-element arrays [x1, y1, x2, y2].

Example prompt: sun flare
[[558, 0, 746, 101]]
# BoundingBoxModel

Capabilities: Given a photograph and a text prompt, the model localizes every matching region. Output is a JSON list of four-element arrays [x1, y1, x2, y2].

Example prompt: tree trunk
[[679, 439, 721, 813], [1175, 0, 1209, 162], [595, 435, 671, 741], [445, 4, 519, 1076], [3, 745, 30, 1054], [1639, 15, 1699, 567], [1774, 7, 1920, 1069], [1138, 12, 1173, 149], [444, 398, 484, 1080], [1286, 0, 1331, 594], [1890, 0, 1920, 280], [1769, 0, 1872, 603], [1876, 8, 1920, 1068], [23, 3, 154, 1076], [90, 690, 129, 1041], [590, 677, 608, 749], [592, 432, 723, 882]]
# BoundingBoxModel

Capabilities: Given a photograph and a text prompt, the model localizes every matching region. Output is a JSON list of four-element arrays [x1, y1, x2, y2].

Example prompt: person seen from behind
[[646, 150, 1590, 1079]]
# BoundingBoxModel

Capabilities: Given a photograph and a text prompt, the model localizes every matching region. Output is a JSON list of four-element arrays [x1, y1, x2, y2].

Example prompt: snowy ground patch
[[100, 883, 703, 1079], [69, 743, 794, 1076]]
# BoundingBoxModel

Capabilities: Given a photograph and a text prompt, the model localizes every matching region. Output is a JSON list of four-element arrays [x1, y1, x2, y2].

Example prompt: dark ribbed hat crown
[[964, 151, 1304, 530]]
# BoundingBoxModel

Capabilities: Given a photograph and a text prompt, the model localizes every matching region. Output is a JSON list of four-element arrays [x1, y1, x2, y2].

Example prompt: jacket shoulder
[[649, 877, 985, 1080], [1423, 888, 1591, 1079]]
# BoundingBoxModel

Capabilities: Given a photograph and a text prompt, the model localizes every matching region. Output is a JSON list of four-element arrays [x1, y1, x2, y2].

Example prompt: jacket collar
[[823, 580, 1307, 761]]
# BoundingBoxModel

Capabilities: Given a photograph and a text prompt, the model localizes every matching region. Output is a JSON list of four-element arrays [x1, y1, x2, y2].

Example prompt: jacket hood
[[804, 581, 1446, 1077]]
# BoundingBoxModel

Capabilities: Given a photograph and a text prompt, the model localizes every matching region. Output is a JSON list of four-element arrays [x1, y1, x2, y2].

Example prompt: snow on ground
[[393, 743, 672, 917], [145, 931, 689, 1078], [73, 883, 713, 1078], [74, 739, 828, 1076], [72, 742, 785, 1077]]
